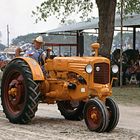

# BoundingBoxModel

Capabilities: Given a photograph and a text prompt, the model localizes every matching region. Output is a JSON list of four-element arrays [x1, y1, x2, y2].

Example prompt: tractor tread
[[1, 59, 40, 124]]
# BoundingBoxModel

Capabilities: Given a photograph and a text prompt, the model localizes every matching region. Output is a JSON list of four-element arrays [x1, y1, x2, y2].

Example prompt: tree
[[12, 33, 46, 45], [96, 0, 116, 58], [32, 0, 140, 58]]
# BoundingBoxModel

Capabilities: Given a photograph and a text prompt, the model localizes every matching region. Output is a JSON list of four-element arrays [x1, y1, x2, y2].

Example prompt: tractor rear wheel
[[105, 98, 119, 132], [84, 98, 109, 132], [57, 100, 85, 120], [1, 59, 40, 124]]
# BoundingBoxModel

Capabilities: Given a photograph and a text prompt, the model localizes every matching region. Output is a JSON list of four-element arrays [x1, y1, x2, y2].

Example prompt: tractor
[[1, 43, 119, 132]]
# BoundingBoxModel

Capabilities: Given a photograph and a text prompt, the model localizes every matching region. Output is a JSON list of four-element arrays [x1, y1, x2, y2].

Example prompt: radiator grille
[[94, 63, 109, 84]]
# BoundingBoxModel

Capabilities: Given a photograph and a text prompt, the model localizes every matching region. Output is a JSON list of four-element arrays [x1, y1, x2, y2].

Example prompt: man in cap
[[15, 36, 46, 65]]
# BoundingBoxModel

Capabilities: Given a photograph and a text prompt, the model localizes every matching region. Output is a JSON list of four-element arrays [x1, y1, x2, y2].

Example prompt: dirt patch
[[0, 103, 140, 140]]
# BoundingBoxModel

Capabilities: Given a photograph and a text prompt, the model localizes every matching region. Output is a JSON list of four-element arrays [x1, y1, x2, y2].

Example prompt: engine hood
[[50, 56, 110, 71]]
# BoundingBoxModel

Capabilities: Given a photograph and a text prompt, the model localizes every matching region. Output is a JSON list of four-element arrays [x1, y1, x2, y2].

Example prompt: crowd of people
[[112, 48, 140, 86]]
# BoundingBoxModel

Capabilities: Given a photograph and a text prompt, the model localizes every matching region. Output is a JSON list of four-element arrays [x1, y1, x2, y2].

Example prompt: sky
[[0, 0, 59, 45], [0, 0, 98, 46]]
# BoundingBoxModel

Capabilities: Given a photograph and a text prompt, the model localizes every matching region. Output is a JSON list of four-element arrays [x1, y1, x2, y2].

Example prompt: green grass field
[[112, 87, 140, 105]]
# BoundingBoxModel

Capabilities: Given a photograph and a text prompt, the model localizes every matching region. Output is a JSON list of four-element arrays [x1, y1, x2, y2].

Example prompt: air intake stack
[[91, 43, 100, 57]]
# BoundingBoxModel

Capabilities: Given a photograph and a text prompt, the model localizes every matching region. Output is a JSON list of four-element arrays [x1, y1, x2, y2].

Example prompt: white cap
[[34, 36, 43, 43]]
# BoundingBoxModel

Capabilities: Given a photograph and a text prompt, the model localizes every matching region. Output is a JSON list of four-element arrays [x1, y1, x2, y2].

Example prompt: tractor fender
[[12, 57, 45, 81]]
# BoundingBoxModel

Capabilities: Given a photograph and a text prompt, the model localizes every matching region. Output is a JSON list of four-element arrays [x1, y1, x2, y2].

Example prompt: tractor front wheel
[[84, 98, 109, 132], [1, 59, 40, 124], [105, 98, 119, 132]]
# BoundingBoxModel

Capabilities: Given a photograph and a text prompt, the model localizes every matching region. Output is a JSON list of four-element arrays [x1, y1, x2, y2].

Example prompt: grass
[[112, 87, 140, 105]]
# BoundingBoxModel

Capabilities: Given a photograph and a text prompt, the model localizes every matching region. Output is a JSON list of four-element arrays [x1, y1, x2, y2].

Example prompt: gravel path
[[0, 103, 140, 140]]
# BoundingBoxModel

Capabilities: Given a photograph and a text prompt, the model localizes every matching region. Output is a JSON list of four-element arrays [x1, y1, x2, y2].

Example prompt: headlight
[[112, 65, 119, 73], [85, 64, 93, 74], [95, 66, 100, 72]]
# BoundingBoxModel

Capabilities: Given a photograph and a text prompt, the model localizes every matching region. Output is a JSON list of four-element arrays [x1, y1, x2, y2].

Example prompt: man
[[15, 36, 46, 65], [9, 36, 48, 89]]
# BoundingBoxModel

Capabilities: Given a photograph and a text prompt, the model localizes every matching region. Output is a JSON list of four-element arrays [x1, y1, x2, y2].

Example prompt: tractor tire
[[57, 100, 85, 121], [105, 98, 119, 132], [1, 59, 40, 124], [84, 98, 109, 132]]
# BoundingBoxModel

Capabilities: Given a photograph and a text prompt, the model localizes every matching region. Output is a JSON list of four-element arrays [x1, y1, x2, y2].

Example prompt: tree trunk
[[96, 0, 116, 58]]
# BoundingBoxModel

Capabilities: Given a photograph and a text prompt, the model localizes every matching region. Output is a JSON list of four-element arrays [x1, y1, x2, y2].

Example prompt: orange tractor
[[1, 43, 119, 132]]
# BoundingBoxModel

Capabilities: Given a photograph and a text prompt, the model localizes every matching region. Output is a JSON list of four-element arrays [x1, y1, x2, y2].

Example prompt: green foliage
[[12, 33, 36, 45], [117, 0, 140, 15], [11, 33, 47, 45], [32, 0, 94, 23], [33, 0, 140, 23]]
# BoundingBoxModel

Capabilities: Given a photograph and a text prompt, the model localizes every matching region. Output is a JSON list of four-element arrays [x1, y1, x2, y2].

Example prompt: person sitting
[[15, 36, 46, 65], [125, 57, 140, 86]]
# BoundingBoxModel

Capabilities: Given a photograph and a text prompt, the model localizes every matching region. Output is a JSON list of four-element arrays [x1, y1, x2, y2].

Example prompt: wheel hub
[[91, 112, 97, 121], [8, 87, 17, 97], [87, 107, 101, 126], [8, 79, 23, 106]]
